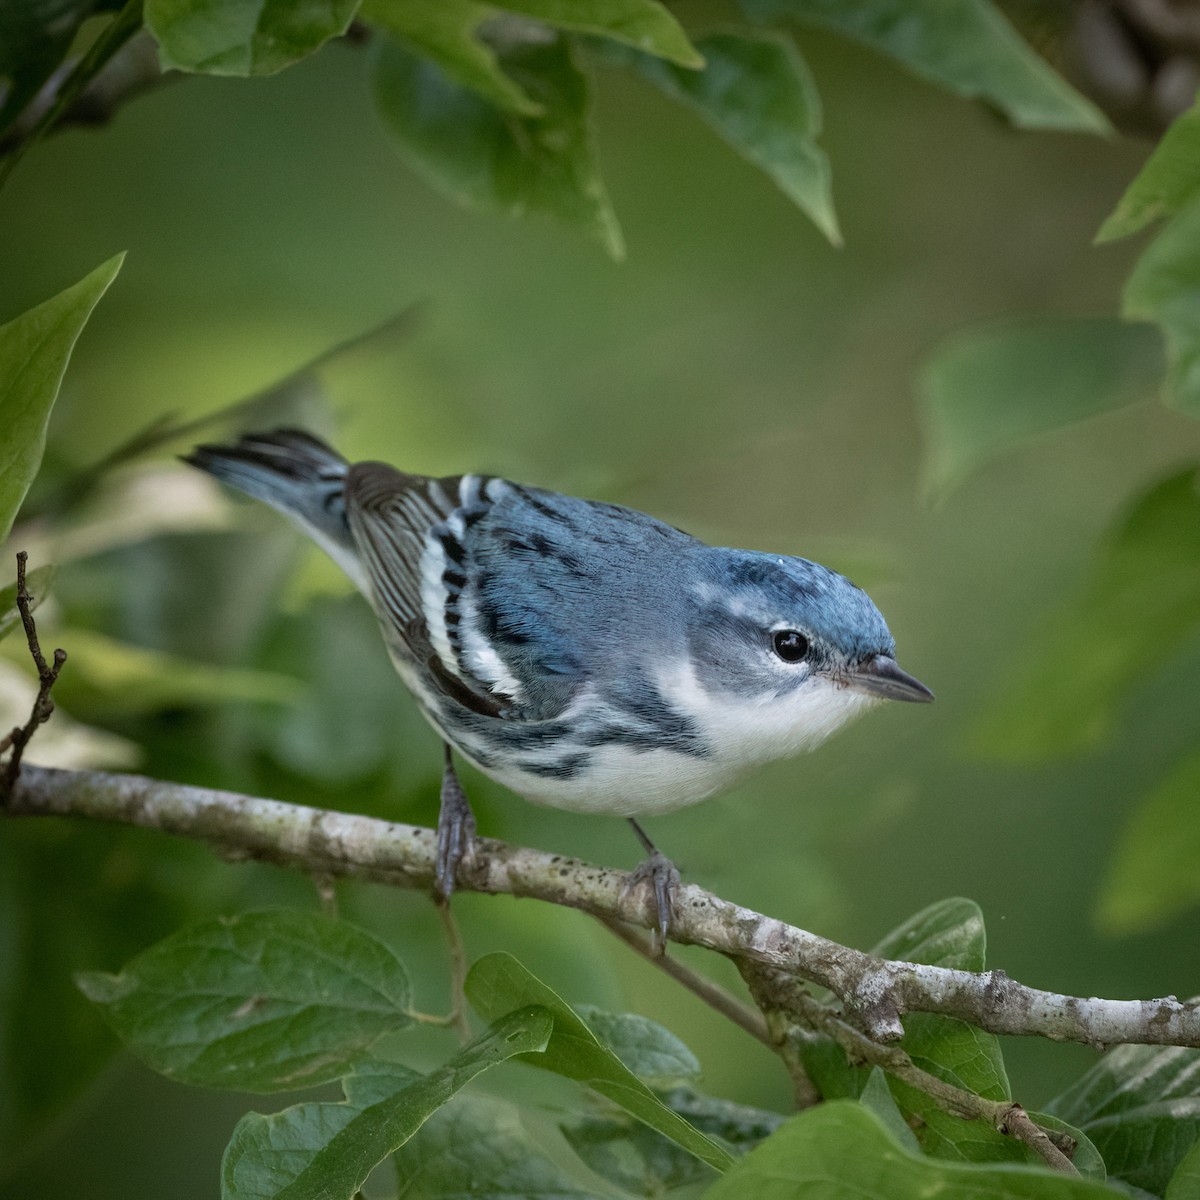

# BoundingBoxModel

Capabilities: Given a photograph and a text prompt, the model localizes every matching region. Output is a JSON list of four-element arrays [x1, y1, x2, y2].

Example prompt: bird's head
[[674, 548, 932, 758]]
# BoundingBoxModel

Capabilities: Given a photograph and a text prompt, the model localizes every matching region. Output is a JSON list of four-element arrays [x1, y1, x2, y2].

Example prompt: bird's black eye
[[773, 630, 809, 663]]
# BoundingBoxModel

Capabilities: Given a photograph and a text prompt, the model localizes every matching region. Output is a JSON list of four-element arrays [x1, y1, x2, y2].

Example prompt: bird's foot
[[622, 850, 681, 950], [436, 752, 477, 900]]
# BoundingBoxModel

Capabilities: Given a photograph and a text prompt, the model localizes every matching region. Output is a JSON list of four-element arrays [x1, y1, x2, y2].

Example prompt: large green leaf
[[396, 1091, 620, 1199], [1048, 1042, 1200, 1195], [465, 952, 734, 1171], [1124, 196, 1200, 416], [1099, 99, 1200, 243], [1099, 749, 1200, 934], [703, 1100, 1117, 1198], [221, 1008, 554, 1200], [145, 0, 359, 75], [1169, 1138, 1200, 1200], [738, 0, 1108, 134], [562, 1087, 785, 1196], [372, 31, 623, 257], [972, 468, 1200, 762], [77, 909, 414, 1092], [0, 254, 123, 544], [0, 565, 54, 644], [505, 0, 701, 66], [919, 318, 1164, 497], [360, 0, 541, 114], [575, 1005, 701, 1088], [595, 31, 839, 244]]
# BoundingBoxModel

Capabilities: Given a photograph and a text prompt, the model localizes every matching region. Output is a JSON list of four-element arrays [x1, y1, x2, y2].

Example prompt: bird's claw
[[436, 761, 477, 899], [622, 851, 680, 950]]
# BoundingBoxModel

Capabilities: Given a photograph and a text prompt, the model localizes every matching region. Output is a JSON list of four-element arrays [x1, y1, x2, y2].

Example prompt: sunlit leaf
[[221, 1008, 554, 1200], [0, 254, 123, 543], [0, 565, 53, 645], [972, 468, 1200, 762], [594, 31, 839, 244], [360, 0, 541, 114], [1048, 1041, 1200, 1195], [145, 0, 359, 75], [1099, 99, 1200, 243], [372, 31, 623, 257], [500, 0, 701, 67], [704, 1100, 1116, 1198], [77, 909, 414, 1092], [739, 0, 1109, 134], [396, 1091, 614, 1199], [1099, 750, 1200, 934], [1124, 196, 1200, 416], [919, 318, 1164, 497], [465, 952, 734, 1170]]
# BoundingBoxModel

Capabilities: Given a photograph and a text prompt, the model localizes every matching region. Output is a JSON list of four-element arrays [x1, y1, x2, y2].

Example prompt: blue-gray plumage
[[184, 429, 932, 930]]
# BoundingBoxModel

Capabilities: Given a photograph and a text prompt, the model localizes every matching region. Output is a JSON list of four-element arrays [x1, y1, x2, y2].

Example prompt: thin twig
[[1, 553, 67, 802], [7, 765, 1200, 1054], [436, 898, 473, 1045]]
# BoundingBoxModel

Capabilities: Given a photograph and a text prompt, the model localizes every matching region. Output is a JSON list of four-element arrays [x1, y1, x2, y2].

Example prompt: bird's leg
[[436, 745, 477, 899], [622, 817, 680, 948]]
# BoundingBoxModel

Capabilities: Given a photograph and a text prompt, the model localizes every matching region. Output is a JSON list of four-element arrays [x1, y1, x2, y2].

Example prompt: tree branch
[[6, 763, 1200, 1056]]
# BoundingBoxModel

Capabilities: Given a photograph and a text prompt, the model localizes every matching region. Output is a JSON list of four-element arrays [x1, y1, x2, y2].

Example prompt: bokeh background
[[1, 20, 1196, 1198]]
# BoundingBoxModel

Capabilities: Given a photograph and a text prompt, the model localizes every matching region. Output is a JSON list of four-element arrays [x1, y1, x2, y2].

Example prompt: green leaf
[[575, 1005, 701, 1087], [1099, 749, 1200, 934], [0, 565, 53, 644], [1048, 1041, 1200, 1195], [858, 1067, 920, 1153], [972, 468, 1200, 762], [594, 31, 839, 244], [360, 0, 541, 115], [396, 1091, 617, 1199], [371, 31, 623, 257], [738, 0, 1109, 134], [499, 0, 702, 68], [1099, 99, 1200, 242], [1124, 196, 1200, 416], [221, 1007, 554, 1200], [919, 318, 1165, 497], [145, 0, 359, 75], [77, 909, 414, 1092], [43, 627, 301, 714], [1168, 1137, 1200, 1200], [0, 254, 123, 544], [465, 952, 734, 1171], [562, 1087, 784, 1196], [703, 1100, 1117, 1198]]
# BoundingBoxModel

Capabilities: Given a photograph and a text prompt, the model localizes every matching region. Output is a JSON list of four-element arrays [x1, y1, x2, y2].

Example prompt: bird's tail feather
[[184, 429, 364, 586]]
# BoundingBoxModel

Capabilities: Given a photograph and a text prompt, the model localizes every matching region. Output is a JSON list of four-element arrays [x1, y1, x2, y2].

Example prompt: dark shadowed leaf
[[1099, 750, 1200, 934], [972, 469, 1200, 761], [594, 31, 838, 243], [145, 0, 359, 75], [221, 1008, 554, 1200], [1124, 197, 1200, 417], [77, 909, 414, 1092], [371, 32, 622, 257], [1099, 99, 1200, 243], [0, 254, 123, 543], [395, 1091, 619, 1199], [562, 1086, 784, 1196], [703, 1100, 1116, 1198], [1048, 1041, 1200, 1195], [465, 952, 734, 1170], [575, 1005, 701, 1087], [919, 318, 1164, 497], [0, 565, 54, 644], [738, 0, 1108, 133]]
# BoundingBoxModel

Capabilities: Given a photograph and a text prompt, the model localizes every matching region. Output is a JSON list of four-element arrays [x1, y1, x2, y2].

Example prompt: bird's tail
[[183, 429, 363, 585]]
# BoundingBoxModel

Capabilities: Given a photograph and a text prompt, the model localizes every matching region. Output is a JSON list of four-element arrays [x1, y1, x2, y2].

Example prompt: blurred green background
[[1, 21, 1197, 1198]]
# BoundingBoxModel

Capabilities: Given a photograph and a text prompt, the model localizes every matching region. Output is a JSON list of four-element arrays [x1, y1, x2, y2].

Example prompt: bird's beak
[[848, 655, 934, 703]]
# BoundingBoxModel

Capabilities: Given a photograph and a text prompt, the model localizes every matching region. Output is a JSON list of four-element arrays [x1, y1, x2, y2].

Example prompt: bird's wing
[[346, 463, 623, 722]]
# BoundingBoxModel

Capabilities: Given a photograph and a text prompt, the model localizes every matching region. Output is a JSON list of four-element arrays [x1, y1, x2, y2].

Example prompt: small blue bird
[[185, 430, 932, 934]]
